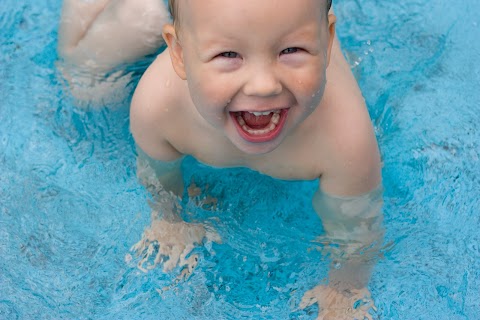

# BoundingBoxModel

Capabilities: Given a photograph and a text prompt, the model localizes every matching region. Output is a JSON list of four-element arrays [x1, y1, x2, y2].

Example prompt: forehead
[[179, 0, 325, 33]]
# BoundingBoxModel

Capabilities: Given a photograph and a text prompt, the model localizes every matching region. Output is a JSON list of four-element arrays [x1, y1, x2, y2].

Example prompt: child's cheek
[[294, 71, 326, 108], [189, 77, 228, 111]]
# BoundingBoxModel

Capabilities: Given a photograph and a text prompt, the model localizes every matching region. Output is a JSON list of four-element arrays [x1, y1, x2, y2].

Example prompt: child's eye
[[281, 47, 301, 55], [219, 51, 239, 59]]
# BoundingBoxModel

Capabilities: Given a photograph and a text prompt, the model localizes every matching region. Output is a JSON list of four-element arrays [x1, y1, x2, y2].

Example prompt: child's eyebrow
[[194, 34, 243, 52], [200, 23, 319, 44]]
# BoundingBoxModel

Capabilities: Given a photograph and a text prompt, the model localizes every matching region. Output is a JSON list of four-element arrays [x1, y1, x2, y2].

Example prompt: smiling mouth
[[230, 109, 289, 143]]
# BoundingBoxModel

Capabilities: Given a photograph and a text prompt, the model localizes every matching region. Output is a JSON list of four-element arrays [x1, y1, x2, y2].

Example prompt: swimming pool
[[1, 0, 479, 319]]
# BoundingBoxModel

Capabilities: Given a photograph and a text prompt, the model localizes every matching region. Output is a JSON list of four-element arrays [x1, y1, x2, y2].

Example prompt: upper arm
[[130, 58, 183, 161], [320, 117, 382, 196], [319, 36, 381, 196]]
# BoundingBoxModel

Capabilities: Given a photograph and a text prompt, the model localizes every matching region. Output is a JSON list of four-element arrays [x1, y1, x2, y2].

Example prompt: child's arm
[[312, 187, 384, 290], [133, 140, 222, 275], [301, 187, 383, 319], [133, 147, 222, 274], [135, 146, 184, 223], [300, 27, 384, 317], [58, 0, 169, 71], [136, 146, 184, 197]]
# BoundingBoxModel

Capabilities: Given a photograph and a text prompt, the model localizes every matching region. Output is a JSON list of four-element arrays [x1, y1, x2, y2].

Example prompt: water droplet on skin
[[165, 79, 171, 88]]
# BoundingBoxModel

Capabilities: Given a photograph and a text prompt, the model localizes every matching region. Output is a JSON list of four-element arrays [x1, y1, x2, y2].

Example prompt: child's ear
[[163, 24, 187, 80], [325, 13, 337, 67]]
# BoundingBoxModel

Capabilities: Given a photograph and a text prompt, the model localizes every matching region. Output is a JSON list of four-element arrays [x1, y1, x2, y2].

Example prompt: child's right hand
[[131, 215, 221, 275], [300, 285, 376, 320]]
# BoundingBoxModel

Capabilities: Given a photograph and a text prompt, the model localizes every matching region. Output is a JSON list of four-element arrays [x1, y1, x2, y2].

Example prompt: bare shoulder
[[318, 38, 381, 196], [130, 51, 186, 161]]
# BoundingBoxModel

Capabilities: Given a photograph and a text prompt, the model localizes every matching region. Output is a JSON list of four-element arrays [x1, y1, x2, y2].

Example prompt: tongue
[[241, 112, 273, 129]]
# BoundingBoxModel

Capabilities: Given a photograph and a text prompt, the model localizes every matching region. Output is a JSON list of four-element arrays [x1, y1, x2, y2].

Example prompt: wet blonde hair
[[168, 0, 178, 24], [167, 0, 333, 26]]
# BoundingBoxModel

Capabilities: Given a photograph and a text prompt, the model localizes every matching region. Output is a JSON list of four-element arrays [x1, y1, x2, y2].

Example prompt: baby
[[131, 0, 383, 318], [59, 0, 384, 318]]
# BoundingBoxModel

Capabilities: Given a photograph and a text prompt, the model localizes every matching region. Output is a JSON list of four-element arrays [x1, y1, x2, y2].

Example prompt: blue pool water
[[1, 0, 479, 319]]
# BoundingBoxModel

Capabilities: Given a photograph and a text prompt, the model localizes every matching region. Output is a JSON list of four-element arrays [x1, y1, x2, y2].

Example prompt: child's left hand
[[300, 285, 377, 320]]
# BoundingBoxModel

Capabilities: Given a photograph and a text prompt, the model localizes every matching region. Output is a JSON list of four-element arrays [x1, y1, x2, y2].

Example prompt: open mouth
[[230, 109, 289, 143]]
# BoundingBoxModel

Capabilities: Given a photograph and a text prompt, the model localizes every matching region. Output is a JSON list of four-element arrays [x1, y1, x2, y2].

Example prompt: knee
[[118, 0, 170, 29], [117, 0, 170, 46]]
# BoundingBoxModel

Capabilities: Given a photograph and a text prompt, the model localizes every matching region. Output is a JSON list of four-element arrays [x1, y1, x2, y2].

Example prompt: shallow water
[[1, 0, 479, 319]]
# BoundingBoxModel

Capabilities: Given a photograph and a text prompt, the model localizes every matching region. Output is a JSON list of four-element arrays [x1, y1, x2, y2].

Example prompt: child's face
[[166, 0, 335, 155]]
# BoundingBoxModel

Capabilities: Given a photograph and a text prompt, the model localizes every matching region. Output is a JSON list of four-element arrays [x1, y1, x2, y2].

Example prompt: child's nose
[[242, 65, 282, 97]]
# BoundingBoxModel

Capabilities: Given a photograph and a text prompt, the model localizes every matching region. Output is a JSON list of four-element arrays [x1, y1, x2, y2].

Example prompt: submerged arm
[[300, 187, 384, 319], [133, 147, 221, 273], [137, 146, 184, 195], [136, 146, 184, 221], [312, 186, 384, 290]]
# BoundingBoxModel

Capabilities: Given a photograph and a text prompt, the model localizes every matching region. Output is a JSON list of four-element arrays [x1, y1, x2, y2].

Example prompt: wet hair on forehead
[[167, 0, 333, 25], [327, 0, 333, 11]]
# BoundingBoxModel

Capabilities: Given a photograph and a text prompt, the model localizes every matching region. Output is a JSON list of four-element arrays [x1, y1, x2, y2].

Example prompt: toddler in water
[[59, 0, 384, 318]]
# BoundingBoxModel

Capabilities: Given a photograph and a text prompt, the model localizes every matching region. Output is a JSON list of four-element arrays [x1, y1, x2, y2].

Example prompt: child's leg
[[57, 0, 170, 105], [58, 0, 111, 56], [58, 0, 170, 72]]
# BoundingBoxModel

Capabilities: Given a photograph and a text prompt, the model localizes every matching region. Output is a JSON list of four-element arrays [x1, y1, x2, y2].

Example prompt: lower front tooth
[[271, 114, 280, 124], [237, 116, 246, 126]]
